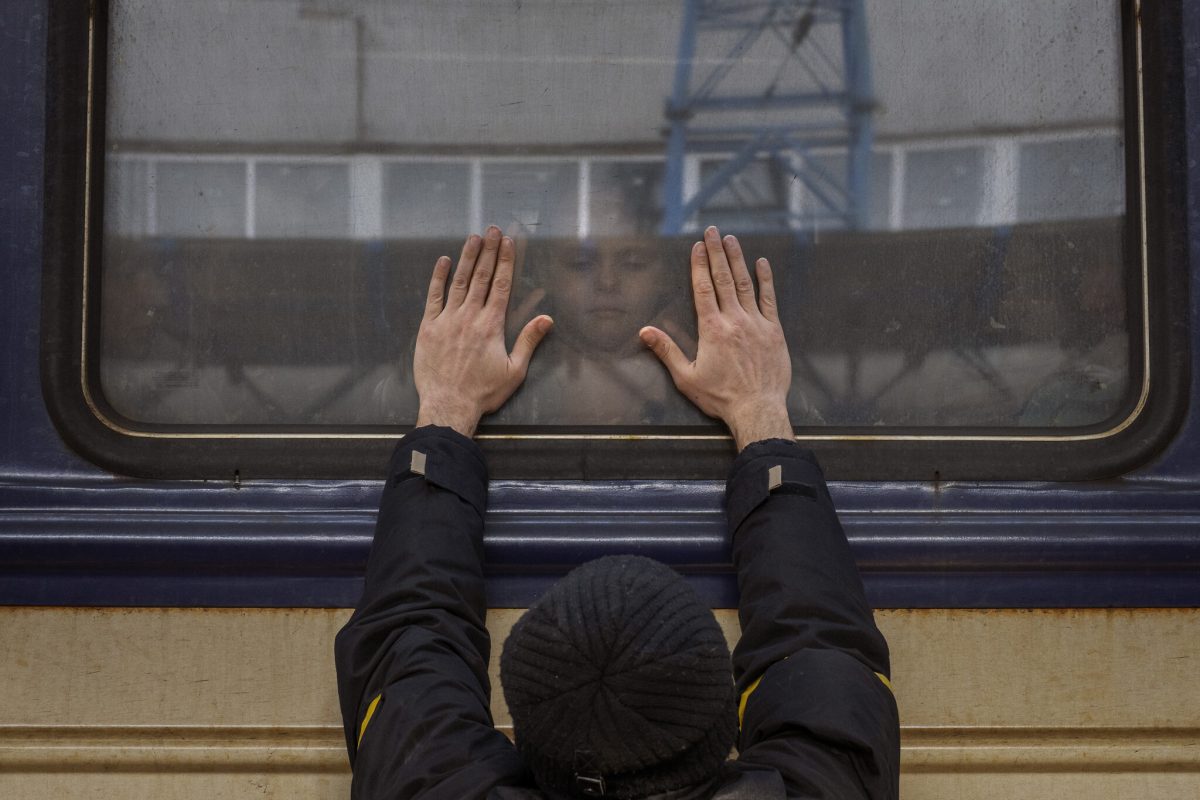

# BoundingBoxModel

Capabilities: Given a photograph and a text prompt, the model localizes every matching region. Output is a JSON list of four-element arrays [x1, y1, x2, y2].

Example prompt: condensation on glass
[[100, 0, 1130, 430]]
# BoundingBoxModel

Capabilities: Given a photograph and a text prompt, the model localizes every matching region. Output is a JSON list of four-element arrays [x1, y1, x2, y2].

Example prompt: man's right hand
[[639, 226, 794, 451]]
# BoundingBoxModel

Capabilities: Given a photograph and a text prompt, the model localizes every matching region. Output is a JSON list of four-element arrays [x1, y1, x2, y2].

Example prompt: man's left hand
[[414, 226, 554, 437]]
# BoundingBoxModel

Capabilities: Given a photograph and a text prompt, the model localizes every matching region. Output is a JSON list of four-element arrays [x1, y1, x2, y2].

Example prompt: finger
[[703, 225, 739, 311], [755, 258, 779, 322], [423, 256, 452, 319], [447, 233, 482, 308], [690, 241, 719, 322], [639, 326, 691, 384], [486, 236, 516, 314], [722, 234, 757, 314], [510, 314, 554, 375], [466, 225, 503, 306]]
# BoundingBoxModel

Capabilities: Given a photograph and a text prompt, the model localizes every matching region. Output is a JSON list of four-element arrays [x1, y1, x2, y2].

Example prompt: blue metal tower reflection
[[661, 0, 875, 234]]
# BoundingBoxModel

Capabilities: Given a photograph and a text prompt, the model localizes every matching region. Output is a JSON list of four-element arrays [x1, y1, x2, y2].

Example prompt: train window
[[41, 0, 1187, 478], [255, 162, 352, 239], [802, 151, 893, 232], [481, 162, 580, 238], [588, 161, 666, 236], [154, 161, 247, 238], [901, 147, 987, 230], [383, 162, 471, 237], [1017, 136, 1126, 222], [698, 159, 792, 233]]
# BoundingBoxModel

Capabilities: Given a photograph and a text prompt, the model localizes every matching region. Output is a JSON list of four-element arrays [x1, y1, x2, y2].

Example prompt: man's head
[[500, 555, 737, 799]]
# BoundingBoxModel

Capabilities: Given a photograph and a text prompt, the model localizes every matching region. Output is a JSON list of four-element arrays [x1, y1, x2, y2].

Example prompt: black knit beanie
[[500, 556, 738, 799]]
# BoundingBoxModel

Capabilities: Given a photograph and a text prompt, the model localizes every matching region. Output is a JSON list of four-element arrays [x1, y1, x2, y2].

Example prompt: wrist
[[726, 403, 794, 452], [416, 400, 481, 439]]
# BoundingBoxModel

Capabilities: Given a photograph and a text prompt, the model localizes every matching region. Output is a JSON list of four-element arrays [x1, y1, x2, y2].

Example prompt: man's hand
[[414, 226, 553, 437], [640, 226, 794, 451]]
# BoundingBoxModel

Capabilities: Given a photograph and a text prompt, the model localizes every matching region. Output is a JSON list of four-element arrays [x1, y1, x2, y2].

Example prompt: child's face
[[547, 238, 664, 355]]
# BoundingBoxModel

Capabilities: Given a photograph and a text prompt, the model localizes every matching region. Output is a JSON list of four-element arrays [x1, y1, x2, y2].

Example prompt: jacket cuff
[[724, 438, 830, 534], [387, 426, 489, 516]]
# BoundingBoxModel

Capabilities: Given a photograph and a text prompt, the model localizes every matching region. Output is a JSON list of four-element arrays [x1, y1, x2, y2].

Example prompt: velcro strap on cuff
[[389, 426, 488, 516], [725, 440, 828, 534]]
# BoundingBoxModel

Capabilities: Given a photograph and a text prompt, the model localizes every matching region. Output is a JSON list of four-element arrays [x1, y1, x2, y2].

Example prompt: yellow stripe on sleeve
[[739, 669, 893, 729], [737, 674, 764, 729], [357, 694, 383, 747]]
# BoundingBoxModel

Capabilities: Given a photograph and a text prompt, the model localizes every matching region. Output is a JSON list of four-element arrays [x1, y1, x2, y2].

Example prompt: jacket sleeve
[[333, 426, 528, 799], [727, 439, 900, 799]]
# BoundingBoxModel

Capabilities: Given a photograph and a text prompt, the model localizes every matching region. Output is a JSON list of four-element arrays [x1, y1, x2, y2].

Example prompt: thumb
[[639, 326, 690, 382], [510, 314, 554, 374]]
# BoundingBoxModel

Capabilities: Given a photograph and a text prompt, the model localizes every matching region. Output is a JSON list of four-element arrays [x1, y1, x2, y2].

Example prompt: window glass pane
[[588, 162, 664, 237], [255, 162, 350, 238], [481, 162, 578, 237], [803, 151, 893, 231], [1017, 137, 1125, 222], [103, 158, 150, 236], [384, 162, 470, 237], [698, 159, 791, 233], [99, 0, 1132, 433], [700, 160, 783, 210], [154, 161, 245, 238], [902, 148, 986, 230]]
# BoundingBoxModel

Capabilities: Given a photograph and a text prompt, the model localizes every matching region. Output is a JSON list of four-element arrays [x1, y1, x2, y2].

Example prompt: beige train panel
[[1, 774, 352, 800], [879, 608, 1200, 729], [2, 773, 1197, 800], [0, 724, 1196, 772], [898, 774, 1200, 800], [1, 608, 346, 727], [2, 607, 1199, 800]]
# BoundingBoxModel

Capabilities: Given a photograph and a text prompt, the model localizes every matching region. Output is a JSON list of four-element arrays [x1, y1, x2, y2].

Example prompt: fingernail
[[724, 234, 736, 244], [502, 236, 513, 246], [693, 242, 704, 253], [539, 316, 554, 333], [705, 226, 718, 238]]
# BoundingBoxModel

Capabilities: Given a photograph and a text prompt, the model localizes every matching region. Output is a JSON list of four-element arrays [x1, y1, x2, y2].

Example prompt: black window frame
[[41, 0, 1190, 481]]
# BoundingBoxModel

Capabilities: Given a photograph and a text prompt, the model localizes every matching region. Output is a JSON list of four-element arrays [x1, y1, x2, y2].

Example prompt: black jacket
[[335, 426, 899, 799]]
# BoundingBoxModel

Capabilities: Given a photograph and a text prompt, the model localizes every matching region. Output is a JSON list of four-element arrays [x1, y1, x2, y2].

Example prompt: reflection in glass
[[902, 148, 986, 230], [588, 162, 664, 237], [104, 158, 150, 236], [804, 151, 892, 231], [482, 162, 578, 238], [155, 161, 245, 238], [698, 159, 791, 234], [384, 163, 470, 237], [255, 162, 350, 238], [99, 0, 1132, 432], [1017, 137, 1125, 222]]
